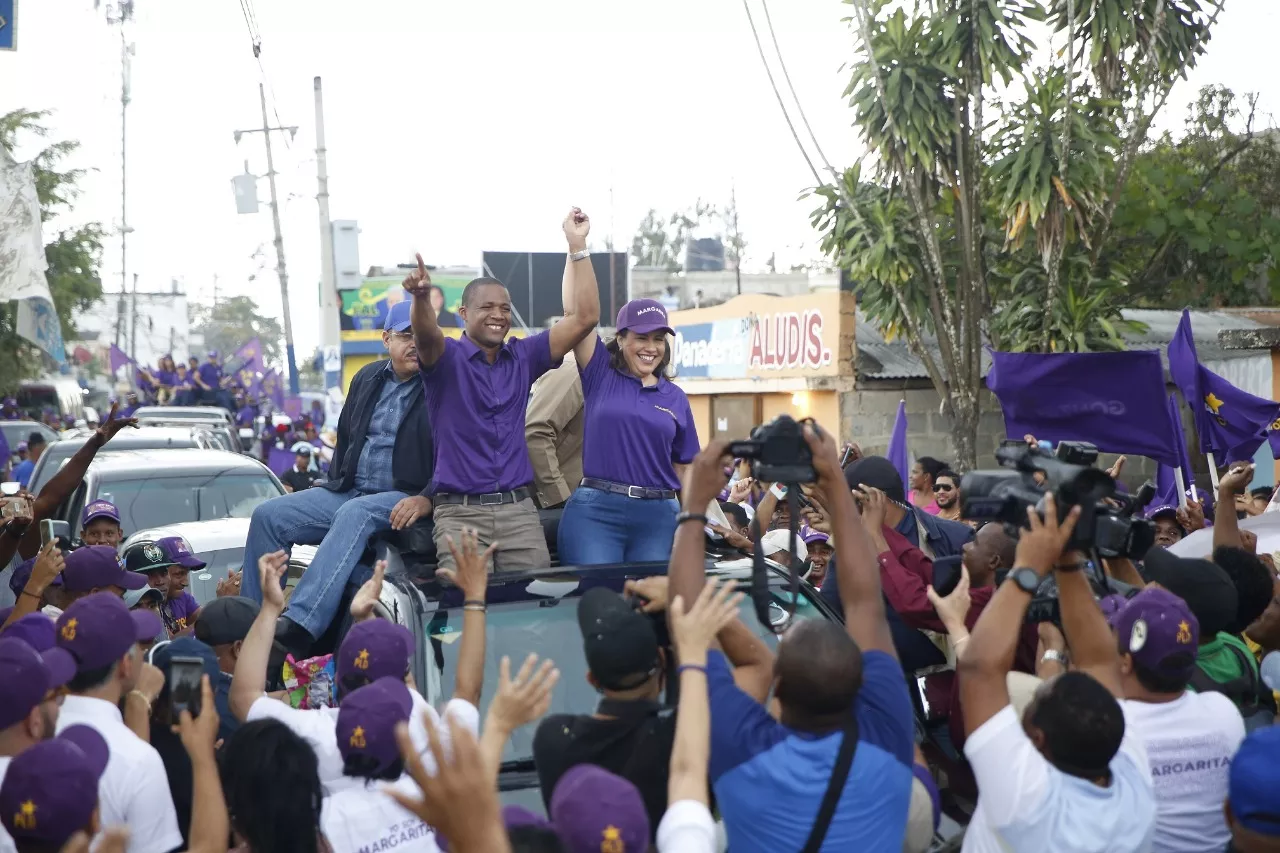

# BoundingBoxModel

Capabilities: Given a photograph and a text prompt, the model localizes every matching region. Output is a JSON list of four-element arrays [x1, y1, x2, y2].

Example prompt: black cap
[[1142, 547, 1238, 638], [123, 540, 177, 574], [844, 455, 906, 504], [27, 432, 46, 448], [577, 588, 660, 691], [194, 596, 259, 646]]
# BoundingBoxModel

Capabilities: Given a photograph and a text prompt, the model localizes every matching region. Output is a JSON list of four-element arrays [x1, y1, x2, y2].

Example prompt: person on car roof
[[81, 500, 125, 550], [404, 209, 599, 574], [555, 298, 699, 566], [239, 300, 437, 659]]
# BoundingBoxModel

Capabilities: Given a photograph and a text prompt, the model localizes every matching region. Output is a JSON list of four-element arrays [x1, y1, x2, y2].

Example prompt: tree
[[809, 0, 1222, 468], [630, 201, 717, 272], [189, 296, 282, 365], [0, 109, 105, 391], [1108, 85, 1280, 308]]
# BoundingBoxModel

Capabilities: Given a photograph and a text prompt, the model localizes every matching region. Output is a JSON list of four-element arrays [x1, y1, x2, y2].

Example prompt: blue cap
[[1230, 725, 1280, 837], [384, 301, 412, 333]]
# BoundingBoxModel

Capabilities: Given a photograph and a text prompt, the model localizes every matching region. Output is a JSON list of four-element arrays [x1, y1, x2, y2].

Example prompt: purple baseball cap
[[615, 298, 673, 336], [55, 591, 164, 672], [207, 349, 219, 359], [2, 612, 64, 655], [9, 557, 59, 599], [1097, 593, 1129, 621], [336, 619, 415, 687], [336, 677, 413, 774], [801, 526, 830, 546], [1109, 587, 1200, 679], [81, 500, 121, 527], [62, 546, 147, 593], [0, 637, 75, 729], [157, 535, 206, 570], [15, 441, 26, 452], [0, 725, 109, 847], [384, 300, 412, 333], [550, 764, 650, 853]]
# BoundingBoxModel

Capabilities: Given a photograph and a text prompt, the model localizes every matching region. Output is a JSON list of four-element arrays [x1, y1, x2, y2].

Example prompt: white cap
[[759, 529, 807, 562]]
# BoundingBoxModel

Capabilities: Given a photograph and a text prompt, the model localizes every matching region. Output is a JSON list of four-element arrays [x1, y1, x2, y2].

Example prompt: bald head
[[962, 522, 1015, 586], [774, 620, 863, 732]]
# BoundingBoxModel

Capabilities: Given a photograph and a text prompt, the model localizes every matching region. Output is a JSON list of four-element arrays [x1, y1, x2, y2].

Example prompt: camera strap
[[750, 484, 802, 634], [799, 715, 860, 853]]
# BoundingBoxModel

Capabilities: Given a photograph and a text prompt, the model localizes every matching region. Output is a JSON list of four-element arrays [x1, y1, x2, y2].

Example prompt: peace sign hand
[[402, 252, 432, 298]]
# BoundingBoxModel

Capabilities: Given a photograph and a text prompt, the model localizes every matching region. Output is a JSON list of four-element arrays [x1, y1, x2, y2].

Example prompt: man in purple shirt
[[195, 350, 232, 409], [404, 208, 600, 571]]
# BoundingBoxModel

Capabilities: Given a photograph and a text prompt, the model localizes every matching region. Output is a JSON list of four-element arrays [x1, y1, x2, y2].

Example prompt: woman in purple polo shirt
[[557, 298, 700, 565]]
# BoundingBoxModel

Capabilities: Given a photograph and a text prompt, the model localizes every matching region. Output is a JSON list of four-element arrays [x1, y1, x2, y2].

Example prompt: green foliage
[[630, 200, 739, 273], [189, 296, 283, 365], [0, 108, 105, 391], [1106, 85, 1280, 308]]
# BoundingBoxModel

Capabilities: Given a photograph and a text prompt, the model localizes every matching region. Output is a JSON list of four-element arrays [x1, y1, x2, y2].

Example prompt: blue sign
[[0, 0, 14, 51], [670, 320, 750, 380]]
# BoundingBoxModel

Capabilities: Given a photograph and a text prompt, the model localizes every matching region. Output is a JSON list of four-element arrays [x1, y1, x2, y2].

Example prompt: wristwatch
[[569, 249, 590, 262], [1009, 566, 1041, 594], [1040, 649, 1068, 667]]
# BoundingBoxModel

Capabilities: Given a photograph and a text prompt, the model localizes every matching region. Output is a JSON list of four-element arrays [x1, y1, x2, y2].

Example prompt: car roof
[[135, 406, 232, 422], [85, 448, 270, 475], [47, 425, 208, 449], [123, 517, 252, 551]]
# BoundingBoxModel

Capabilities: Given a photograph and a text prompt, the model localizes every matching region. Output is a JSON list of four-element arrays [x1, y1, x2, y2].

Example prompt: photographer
[[668, 428, 915, 851], [958, 495, 1157, 851]]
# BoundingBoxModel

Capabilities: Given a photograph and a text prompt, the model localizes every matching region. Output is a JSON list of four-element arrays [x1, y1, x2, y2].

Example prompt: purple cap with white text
[[615, 299, 673, 336], [81, 500, 120, 526]]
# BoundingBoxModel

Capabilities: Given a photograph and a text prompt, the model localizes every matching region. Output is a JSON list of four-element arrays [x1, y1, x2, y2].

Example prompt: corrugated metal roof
[[856, 308, 1269, 382]]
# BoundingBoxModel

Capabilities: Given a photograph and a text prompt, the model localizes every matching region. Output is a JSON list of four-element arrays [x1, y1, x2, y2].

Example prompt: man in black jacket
[[241, 301, 434, 654]]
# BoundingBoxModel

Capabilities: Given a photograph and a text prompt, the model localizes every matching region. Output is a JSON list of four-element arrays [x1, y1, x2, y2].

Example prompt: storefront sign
[[341, 274, 472, 342], [669, 292, 843, 381]]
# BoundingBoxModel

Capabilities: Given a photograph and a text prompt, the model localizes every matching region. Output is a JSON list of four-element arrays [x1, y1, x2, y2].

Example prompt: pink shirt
[[909, 491, 941, 515]]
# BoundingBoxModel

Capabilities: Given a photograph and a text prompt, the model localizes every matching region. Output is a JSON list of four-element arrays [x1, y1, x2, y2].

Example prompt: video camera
[[960, 441, 1156, 561]]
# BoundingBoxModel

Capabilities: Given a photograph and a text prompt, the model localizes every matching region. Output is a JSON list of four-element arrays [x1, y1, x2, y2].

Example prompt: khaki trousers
[[432, 497, 550, 572]]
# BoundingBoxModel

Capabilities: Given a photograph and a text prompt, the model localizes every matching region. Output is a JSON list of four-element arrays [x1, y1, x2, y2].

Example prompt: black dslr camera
[[729, 414, 816, 484], [960, 441, 1156, 561]]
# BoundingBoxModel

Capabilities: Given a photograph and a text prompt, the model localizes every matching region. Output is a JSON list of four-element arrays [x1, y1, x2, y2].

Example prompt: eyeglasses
[[389, 332, 414, 343], [934, 484, 955, 493]]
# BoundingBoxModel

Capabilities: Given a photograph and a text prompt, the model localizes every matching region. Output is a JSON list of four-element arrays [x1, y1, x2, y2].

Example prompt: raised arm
[[230, 551, 289, 719], [669, 439, 733, 610], [957, 497, 1078, 736], [437, 528, 495, 706], [549, 208, 600, 363], [1056, 552, 1123, 698], [1213, 463, 1253, 551], [405, 253, 447, 368], [806, 425, 895, 657]]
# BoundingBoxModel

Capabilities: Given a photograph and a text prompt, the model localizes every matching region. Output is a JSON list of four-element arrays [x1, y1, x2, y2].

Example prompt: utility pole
[[730, 179, 742, 295], [106, 2, 136, 361], [314, 76, 340, 390], [234, 85, 300, 395], [129, 273, 139, 367]]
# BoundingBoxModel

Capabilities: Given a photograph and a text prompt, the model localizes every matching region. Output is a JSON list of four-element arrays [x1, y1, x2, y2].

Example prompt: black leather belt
[[434, 486, 532, 506], [580, 477, 677, 501]]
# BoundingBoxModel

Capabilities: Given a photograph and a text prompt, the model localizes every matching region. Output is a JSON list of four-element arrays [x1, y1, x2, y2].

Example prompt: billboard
[[340, 273, 474, 342], [0, 0, 14, 51], [481, 251, 628, 328]]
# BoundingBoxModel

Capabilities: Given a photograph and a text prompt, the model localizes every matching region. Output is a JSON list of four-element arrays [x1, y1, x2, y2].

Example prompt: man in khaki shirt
[[526, 352, 584, 508]]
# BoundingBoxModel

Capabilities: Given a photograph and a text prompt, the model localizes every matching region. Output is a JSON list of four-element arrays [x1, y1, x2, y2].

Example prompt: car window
[[88, 472, 282, 534], [418, 578, 826, 765], [1, 422, 57, 449], [186, 548, 247, 605]]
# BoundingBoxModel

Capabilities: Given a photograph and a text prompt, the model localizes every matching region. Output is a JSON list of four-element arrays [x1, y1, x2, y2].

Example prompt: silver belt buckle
[[478, 492, 505, 506], [626, 485, 646, 499]]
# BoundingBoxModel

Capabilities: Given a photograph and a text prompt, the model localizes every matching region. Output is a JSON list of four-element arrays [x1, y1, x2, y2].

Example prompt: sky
[[2, 0, 1277, 359]]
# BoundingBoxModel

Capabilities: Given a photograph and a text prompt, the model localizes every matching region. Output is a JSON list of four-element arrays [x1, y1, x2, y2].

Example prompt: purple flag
[[227, 338, 264, 373], [260, 369, 285, 408], [1269, 422, 1280, 460], [886, 400, 909, 496], [108, 344, 133, 374], [987, 349, 1181, 467], [1167, 309, 1280, 461]]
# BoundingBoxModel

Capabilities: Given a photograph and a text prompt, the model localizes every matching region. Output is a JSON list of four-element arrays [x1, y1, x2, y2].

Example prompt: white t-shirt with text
[[962, 704, 1156, 853], [1121, 693, 1245, 853], [321, 781, 442, 853]]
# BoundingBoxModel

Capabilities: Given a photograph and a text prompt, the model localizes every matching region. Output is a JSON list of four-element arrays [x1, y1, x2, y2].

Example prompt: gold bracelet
[[127, 690, 153, 710]]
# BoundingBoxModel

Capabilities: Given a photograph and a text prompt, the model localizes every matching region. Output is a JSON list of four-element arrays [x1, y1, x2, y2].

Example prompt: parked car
[[134, 408, 240, 453], [47, 448, 284, 539], [25, 425, 222, 497], [1, 420, 59, 456]]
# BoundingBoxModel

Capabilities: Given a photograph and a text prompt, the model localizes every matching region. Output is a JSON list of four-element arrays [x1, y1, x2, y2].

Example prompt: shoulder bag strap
[[799, 717, 860, 853]]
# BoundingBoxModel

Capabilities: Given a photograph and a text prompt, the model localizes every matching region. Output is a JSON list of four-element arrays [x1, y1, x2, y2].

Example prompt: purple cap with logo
[[157, 536, 206, 570], [55, 591, 164, 672], [336, 677, 413, 773], [550, 764, 650, 853], [0, 637, 75, 729], [1109, 587, 1200, 679], [3, 612, 63, 655], [336, 619, 414, 687], [615, 298, 673, 336], [62, 546, 147, 593], [0, 725, 109, 846], [384, 300, 412, 333], [81, 500, 121, 527], [9, 557, 60, 599], [15, 441, 26, 452], [801, 525, 830, 546], [207, 349, 219, 359]]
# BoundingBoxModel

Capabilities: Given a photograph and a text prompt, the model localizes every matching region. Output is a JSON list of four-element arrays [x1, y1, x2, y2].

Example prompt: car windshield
[[90, 471, 281, 533], [1, 422, 56, 449], [418, 575, 826, 765]]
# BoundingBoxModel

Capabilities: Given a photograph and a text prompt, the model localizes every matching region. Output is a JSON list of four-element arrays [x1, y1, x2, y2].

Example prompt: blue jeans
[[241, 486, 408, 637], [557, 487, 678, 565]]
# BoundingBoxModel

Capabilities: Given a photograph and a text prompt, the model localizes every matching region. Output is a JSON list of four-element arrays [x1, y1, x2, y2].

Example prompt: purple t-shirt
[[579, 338, 699, 490], [421, 331, 558, 494], [197, 362, 222, 389], [162, 590, 200, 635], [155, 369, 177, 387]]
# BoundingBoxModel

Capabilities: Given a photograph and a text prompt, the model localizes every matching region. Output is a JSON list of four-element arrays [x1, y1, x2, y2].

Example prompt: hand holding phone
[[168, 657, 205, 720]]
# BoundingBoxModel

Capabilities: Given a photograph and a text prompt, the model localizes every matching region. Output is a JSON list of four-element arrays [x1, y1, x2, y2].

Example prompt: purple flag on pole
[[260, 369, 285, 408], [987, 349, 1181, 467], [107, 344, 133, 374], [1167, 309, 1280, 461], [886, 400, 909, 496], [227, 338, 264, 374], [1269, 423, 1280, 460]]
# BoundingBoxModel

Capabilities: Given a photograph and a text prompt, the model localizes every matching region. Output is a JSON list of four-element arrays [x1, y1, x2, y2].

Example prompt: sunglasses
[[934, 484, 955, 492]]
